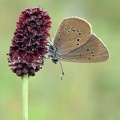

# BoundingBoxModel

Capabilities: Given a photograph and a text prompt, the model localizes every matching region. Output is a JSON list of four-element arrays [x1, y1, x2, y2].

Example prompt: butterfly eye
[[87, 49, 89, 51]]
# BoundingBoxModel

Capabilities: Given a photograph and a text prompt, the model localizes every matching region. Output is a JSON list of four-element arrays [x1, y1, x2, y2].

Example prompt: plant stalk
[[22, 74, 28, 120]]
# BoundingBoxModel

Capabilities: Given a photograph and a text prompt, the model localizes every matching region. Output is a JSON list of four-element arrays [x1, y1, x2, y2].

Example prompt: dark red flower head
[[8, 7, 52, 77]]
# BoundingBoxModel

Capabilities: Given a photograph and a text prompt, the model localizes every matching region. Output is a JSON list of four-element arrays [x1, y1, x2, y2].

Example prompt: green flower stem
[[22, 74, 28, 120]]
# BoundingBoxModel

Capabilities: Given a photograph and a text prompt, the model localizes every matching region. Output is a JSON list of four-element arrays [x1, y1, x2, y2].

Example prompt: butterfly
[[48, 17, 109, 78]]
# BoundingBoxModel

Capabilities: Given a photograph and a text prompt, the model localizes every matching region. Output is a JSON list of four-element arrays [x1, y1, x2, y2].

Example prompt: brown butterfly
[[48, 17, 109, 78]]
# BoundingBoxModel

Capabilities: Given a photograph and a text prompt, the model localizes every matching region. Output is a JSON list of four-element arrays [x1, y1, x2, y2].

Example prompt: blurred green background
[[0, 0, 120, 120]]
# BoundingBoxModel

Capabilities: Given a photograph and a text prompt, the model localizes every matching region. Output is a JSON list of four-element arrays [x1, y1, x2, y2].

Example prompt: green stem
[[22, 74, 28, 120]]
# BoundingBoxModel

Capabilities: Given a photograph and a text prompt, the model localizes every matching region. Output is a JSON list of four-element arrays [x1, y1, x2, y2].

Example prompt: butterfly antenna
[[58, 60, 65, 80]]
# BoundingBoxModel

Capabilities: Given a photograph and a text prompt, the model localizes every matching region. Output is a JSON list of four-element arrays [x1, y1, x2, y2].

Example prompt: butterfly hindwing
[[58, 34, 109, 62]]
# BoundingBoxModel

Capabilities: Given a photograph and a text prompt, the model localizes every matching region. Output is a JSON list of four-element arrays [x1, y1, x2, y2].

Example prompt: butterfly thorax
[[48, 44, 59, 64]]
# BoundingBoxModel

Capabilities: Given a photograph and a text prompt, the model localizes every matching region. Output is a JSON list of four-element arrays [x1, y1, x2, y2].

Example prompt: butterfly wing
[[53, 17, 92, 54], [57, 34, 109, 63]]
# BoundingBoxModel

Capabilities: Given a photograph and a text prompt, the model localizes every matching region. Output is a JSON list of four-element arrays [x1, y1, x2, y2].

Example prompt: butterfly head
[[48, 44, 59, 64]]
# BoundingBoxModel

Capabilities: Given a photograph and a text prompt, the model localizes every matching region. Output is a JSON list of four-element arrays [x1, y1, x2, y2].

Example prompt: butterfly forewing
[[58, 34, 109, 63], [53, 17, 92, 54]]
